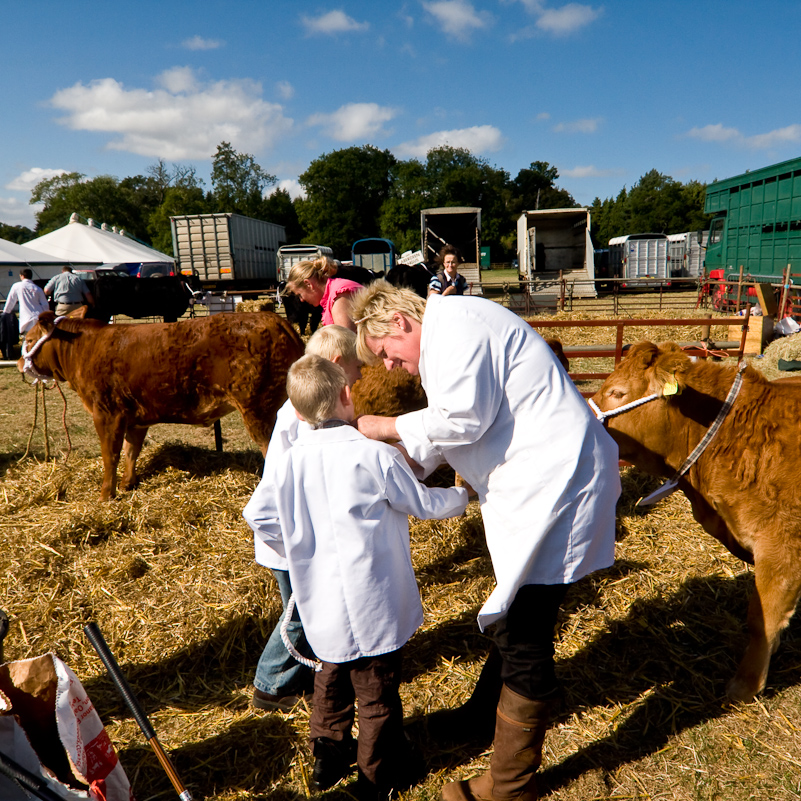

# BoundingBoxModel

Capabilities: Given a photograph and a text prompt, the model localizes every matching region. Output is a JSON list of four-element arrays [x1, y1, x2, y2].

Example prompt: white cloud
[[395, 124, 503, 157], [686, 122, 801, 150], [422, 0, 492, 42], [0, 196, 41, 228], [6, 167, 68, 192], [553, 117, 601, 134], [158, 66, 198, 94], [746, 124, 801, 149], [686, 123, 741, 143], [48, 70, 293, 160], [301, 10, 369, 35], [182, 35, 224, 50], [276, 81, 294, 100], [307, 103, 398, 141], [510, 1, 602, 39], [276, 179, 305, 200], [561, 165, 622, 179], [536, 112, 551, 121], [536, 4, 602, 35]]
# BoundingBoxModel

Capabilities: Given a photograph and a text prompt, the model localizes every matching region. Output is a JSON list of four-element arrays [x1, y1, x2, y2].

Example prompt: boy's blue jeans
[[254, 568, 315, 697]]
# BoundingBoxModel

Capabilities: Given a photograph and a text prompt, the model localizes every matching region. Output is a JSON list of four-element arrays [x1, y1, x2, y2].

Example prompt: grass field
[[1, 310, 800, 801]]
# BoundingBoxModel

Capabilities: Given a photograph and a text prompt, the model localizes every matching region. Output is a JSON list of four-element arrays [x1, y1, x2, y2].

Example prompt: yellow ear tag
[[662, 378, 678, 396]]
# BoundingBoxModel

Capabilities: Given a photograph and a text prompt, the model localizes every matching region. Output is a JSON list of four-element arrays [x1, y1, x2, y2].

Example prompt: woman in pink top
[[285, 257, 363, 330]]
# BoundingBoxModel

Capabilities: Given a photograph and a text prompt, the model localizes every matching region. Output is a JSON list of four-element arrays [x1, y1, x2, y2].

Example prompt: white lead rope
[[21, 316, 65, 384], [281, 594, 323, 672], [588, 392, 660, 423]]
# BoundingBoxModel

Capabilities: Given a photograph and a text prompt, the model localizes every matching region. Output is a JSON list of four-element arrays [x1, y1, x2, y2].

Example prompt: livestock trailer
[[667, 230, 709, 279], [351, 238, 396, 273], [276, 244, 334, 283], [420, 207, 482, 290], [608, 233, 670, 287], [171, 213, 286, 289], [516, 208, 597, 298]]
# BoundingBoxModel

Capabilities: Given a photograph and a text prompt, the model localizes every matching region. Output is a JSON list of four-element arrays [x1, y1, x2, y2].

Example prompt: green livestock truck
[[704, 156, 801, 314]]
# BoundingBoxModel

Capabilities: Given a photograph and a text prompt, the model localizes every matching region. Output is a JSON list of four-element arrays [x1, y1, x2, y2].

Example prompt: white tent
[[0, 238, 73, 300], [21, 214, 175, 266], [0, 238, 71, 266]]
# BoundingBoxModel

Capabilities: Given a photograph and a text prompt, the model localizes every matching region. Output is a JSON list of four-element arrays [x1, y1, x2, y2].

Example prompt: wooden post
[[736, 265, 744, 312], [780, 264, 792, 318]]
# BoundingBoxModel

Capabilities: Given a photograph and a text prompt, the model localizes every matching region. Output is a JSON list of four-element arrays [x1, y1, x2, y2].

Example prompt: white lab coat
[[251, 423, 468, 663], [3, 279, 49, 333], [396, 295, 621, 630], [243, 398, 307, 571]]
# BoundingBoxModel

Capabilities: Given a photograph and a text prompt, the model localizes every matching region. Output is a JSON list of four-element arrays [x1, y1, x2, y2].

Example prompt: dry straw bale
[[752, 331, 801, 380], [235, 298, 276, 314]]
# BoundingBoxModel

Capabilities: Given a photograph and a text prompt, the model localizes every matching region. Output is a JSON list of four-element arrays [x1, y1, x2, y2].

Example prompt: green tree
[[147, 185, 208, 254], [210, 142, 276, 218], [0, 223, 35, 244], [30, 172, 150, 237], [509, 161, 577, 216], [379, 159, 430, 253], [261, 188, 304, 244], [296, 145, 396, 257]]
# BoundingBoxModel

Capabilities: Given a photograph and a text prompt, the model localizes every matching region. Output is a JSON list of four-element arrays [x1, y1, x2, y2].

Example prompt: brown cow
[[20, 311, 304, 500], [591, 341, 801, 702]]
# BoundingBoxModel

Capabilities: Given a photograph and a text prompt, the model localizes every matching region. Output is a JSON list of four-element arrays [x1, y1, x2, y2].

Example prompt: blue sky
[[4, 1, 801, 231]]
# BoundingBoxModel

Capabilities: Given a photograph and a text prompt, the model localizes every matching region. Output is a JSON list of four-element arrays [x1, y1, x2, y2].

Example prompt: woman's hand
[[356, 414, 400, 441]]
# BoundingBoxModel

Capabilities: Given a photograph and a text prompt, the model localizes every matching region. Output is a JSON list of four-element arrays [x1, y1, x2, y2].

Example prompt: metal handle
[[83, 622, 193, 801]]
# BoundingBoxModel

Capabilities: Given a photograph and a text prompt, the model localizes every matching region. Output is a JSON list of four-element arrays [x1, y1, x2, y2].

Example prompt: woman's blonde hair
[[286, 354, 347, 426], [305, 325, 358, 363], [350, 279, 426, 365], [285, 256, 338, 293]]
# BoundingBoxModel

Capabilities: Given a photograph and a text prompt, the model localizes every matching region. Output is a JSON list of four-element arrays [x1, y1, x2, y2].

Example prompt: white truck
[[516, 208, 596, 297], [170, 213, 286, 290]]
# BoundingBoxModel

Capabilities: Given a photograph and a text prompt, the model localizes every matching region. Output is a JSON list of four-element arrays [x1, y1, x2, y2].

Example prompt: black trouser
[[489, 583, 569, 701]]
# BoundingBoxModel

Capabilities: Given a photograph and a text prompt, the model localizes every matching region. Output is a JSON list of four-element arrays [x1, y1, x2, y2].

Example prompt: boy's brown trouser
[[310, 648, 405, 787]]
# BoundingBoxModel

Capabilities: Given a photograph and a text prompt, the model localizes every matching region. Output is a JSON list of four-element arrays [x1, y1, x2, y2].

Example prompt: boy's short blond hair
[[306, 325, 358, 363], [286, 354, 347, 426], [350, 279, 426, 365]]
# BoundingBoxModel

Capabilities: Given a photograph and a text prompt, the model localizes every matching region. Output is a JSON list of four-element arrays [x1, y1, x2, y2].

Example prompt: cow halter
[[588, 392, 660, 423], [590, 362, 748, 507], [21, 316, 65, 384]]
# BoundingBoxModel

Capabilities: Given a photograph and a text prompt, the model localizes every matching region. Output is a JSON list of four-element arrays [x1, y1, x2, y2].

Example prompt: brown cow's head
[[17, 308, 88, 377], [591, 341, 692, 415]]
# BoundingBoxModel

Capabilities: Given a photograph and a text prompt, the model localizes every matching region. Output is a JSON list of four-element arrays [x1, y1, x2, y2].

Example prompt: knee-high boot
[[441, 685, 554, 801], [427, 646, 503, 744]]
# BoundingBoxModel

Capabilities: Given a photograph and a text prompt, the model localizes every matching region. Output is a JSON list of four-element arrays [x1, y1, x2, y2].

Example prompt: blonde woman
[[285, 257, 363, 331], [352, 280, 620, 801]]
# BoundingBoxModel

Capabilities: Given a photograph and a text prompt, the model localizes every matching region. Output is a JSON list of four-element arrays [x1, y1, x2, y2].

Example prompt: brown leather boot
[[441, 685, 555, 801]]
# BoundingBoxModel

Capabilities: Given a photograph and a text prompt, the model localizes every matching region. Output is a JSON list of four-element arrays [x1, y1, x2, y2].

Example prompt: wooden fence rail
[[528, 310, 751, 396]]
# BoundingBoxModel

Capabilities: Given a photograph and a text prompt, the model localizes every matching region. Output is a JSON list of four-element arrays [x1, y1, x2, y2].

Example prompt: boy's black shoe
[[312, 736, 358, 791]]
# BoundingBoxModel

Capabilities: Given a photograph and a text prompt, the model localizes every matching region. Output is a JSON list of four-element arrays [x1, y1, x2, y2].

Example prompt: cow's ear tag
[[662, 377, 678, 396]]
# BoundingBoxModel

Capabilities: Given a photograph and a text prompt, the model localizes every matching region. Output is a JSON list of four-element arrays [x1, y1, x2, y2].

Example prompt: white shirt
[[246, 423, 468, 662], [3, 279, 49, 333], [243, 398, 307, 571], [396, 295, 621, 630]]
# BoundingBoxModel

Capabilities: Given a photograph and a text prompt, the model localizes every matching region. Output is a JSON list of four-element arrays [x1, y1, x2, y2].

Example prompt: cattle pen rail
[[529, 310, 751, 396]]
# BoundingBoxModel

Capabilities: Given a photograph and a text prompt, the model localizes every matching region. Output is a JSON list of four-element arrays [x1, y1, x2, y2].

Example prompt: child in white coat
[[263, 354, 468, 799], [243, 326, 363, 712]]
